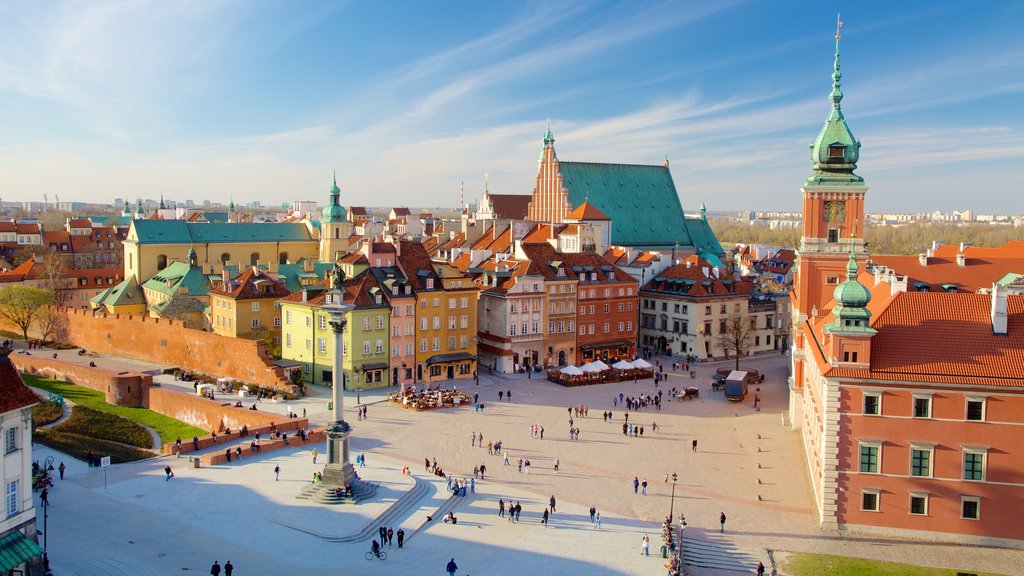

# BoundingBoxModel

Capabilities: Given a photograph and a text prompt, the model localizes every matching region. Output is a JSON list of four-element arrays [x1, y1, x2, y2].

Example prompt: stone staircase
[[680, 534, 764, 573], [296, 478, 378, 505], [402, 489, 465, 546]]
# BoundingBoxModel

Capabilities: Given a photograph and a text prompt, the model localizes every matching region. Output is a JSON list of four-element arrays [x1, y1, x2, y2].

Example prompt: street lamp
[[669, 472, 678, 524], [42, 455, 53, 574]]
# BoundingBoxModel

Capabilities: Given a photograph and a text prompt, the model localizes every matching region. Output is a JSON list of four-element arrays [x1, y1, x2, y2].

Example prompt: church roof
[[129, 220, 313, 244], [558, 161, 721, 253], [91, 276, 142, 307]]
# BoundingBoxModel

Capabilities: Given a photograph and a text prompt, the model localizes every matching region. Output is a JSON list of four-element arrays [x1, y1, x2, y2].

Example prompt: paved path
[[30, 386, 162, 450]]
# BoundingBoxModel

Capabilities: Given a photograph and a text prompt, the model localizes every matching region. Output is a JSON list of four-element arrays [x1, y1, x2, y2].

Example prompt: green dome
[[833, 278, 871, 308], [321, 203, 346, 221]]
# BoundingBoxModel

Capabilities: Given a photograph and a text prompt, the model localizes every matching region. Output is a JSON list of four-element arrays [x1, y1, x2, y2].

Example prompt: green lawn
[[34, 428, 154, 463], [54, 405, 153, 449], [24, 375, 206, 445], [782, 552, 1007, 576]]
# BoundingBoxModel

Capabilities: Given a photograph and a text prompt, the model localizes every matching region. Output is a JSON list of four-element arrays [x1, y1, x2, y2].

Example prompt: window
[[393, 344, 400, 357], [549, 322, 556, 334], [286, 310, 292, 325], [363, 317, 371, 331], [433, 297, 440, 308], [448, 336, 455, 349], [602, 323, 609, 333], [420, 318, 428, 330], [285, 334, 292, 347], [863, 392, 881, 415], [532, 323, 539, 334], [910, 446, 932, 477], [510, 325, 517, 336], [432, 337, 440, 351], [861, 489, 879, 512], [910, 493, 928, 516], [460, 315, 468, 329], [251, 318, 259, 329], [617, 321, 624, 331], [588, 325, 595, 335], [318, 315, 326, 330], [965, 397, 985, 421], [448, 316, 457, 329], [963, 449, 986, 481], [827, 228, 839, 243], [705, 305, 711, 315], [720, 305, 726, 314], [843, 351, 858, 363], [961, 497, 981, 520], [626, 302, 632, 312], [4, 427, 16, 454], [420, 339, 428, 352], [406, 343, 414, 356], [433, 317, 440, 330], [305, 316, 312, 328], [588, 305, 594, 314], [377, 315, 384, 329], [617, 303, 624, 312], [274, 317, 281, 328], [318, 338, 327, 353], [305, 339, 312, 350], [448, 298, 456, 309], [859, 442, 880, 473], [6, 480, 17, 517], [603, 304, 610, 314], [913, 395, 932, 418], [376, 340, 384, 354], [251, 302, 260, 312], [826, 276, 840, 285]]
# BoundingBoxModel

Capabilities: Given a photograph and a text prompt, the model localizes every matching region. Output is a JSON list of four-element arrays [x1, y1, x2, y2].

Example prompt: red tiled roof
[[16, 223, 40, 234], [565, 201, 610, 221], [603, 248, 628, 265], [209, 267, 290, 300], [338, 252, 368, 265], [69, 219, 92, 229], [396, 240, 441, 291], [391, 207, 411, 216], [487, 194, 531, 220], [66, 268, 124, 288], [0, 350, 39, 413], [451, 252, 472, 272], [349, 207, 368, 216], [872, 240, 1024, 293], [0, 259, 41, 283]]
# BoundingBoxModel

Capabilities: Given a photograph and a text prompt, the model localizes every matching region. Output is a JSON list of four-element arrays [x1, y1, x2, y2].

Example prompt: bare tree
[[716, 314, 756, 371]]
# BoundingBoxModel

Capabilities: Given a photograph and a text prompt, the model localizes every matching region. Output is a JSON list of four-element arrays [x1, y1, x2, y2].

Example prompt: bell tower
[[526, 124, 572, 223], [794, 20, 868, 319], [319, 172, 353, 262]]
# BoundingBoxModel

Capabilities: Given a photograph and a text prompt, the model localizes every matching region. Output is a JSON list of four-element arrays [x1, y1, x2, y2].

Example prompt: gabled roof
[[209, 267, 291, 300], [518, 243, 578, 281], [391, 207, 411, 216], [642, 256, 751, 297], [559, 162, 699, 249], [129, 220, 313, 244], [603, 247, 628, 265], [142, 262, 211, 297], [0, 259, 42, 283], [0, 349, 38, 413], [91, 275, 142, 307], [871, 241, 1024, 293], [565, 201, 610, 221], [487, 194, 531, 220], [561, 252, 634, 284], [276, 260, 333, 292], [69, 219, 92, 229], [396, 240, 441, 291]]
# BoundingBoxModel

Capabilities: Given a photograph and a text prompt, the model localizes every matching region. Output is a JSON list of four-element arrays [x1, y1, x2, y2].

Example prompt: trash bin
[[193, 458, 201, 469], [327, 401, 333, 411], [661, 546, 668, 558]]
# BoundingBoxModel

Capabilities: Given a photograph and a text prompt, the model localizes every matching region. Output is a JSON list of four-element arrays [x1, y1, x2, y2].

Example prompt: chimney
[[956, 253, 966, 267], [991, 283, 1008, 335], [918, 253, 928, 267], [252, 265, 260, 276], [222, 268, 230, 285]]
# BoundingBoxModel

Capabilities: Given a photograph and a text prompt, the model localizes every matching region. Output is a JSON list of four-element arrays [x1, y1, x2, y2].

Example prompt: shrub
[[32, 400, 63, 427], [33, 428, 154, 463], [53, 405, 153, 449]]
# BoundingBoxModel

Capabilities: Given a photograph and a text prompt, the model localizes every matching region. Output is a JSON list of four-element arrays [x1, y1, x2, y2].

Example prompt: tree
[[716, 315, 756, 371], [0, 285, 54, 340]]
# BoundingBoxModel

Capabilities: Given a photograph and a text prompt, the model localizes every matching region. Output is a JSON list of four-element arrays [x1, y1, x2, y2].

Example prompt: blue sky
[[1, 1, 1022, 214]]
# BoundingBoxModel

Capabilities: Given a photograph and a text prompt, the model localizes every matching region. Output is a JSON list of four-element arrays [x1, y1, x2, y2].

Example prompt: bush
[[32, 400, 63, 427], [53, 405, 153, 449], [33, 428, 154, 463]]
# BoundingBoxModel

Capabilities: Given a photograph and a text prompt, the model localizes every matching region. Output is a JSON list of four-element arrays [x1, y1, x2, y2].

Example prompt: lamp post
[[42, 455, 53, 574], [320, 264, 355, 490], [669, 472, 678, 525]]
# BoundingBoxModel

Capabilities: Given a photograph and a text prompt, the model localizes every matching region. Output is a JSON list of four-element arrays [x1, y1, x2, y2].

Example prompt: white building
[[0, 349, 43, 572]]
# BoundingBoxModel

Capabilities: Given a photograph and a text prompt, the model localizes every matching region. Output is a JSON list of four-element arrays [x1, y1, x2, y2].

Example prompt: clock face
[[824, 200, 846, 223]]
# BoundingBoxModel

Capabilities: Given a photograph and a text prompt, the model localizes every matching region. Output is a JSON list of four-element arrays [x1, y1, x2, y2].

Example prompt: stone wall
[[12, 354, 150, 407], [148, 387, 307, 438], [60, 309, 293, 392], [199, 428, 325, 465]]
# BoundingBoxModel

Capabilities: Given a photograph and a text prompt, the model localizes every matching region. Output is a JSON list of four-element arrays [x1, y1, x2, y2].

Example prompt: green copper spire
[[229, 195, 235, 213], [806, 16, 863, 188], [699, 202, 707, 220], [159, 194, 166, 210], [321, 170, 347, 223], [135, 197, 143, 216], [121, 197, 131, 216], [827, 245, 875, 334]]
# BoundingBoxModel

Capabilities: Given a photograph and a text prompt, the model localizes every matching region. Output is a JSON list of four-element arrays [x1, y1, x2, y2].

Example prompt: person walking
[[720, 511, 727, 533], [553, 457, 559, 473], [471, 431, 476, 447], [549, 495, 556, 513], [58, 462, 65, 480], [506, 390, 512, 402], [446, 558, 458, 576], [480, 463, 486, 479], [274, 464, 280, 481], [692, 439, 698, 452], [641, 479, 648, 495], [165, 465, 174, 481], [312, 448, 318, 464], [498, 499, 505, 517], [633, 476, 640, 494], [387, 527, 394, 546], [641, 534, 650, 556], [757, 561, 766, 576], [224, 561, 233, 576], [589, 505, 596, 522], [396, 528, 405, 548], [594, 511, 601, 529], [499, 390, 504, 401], [210, 560, 221, 576], [514, 502, 522, 521], [504, 452, 510, 466], [524, 459, 530, 475], [542, 507, 549, 525]]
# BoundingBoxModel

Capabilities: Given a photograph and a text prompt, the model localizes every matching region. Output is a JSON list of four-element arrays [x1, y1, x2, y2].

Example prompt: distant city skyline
[[1, 1, 1021, 213]]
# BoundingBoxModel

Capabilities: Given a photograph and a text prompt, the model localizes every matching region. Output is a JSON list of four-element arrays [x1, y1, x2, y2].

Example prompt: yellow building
[[209, 267, 291, 341]]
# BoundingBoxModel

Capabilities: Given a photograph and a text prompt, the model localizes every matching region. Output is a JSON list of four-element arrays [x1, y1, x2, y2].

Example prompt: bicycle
[[365, 550, 387, 561]]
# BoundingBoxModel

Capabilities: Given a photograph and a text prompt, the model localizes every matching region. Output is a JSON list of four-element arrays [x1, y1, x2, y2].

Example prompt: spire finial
[[846, 242, 858, 279], [333, 169, 337, 187], [543, 121, 554, 145], [831, 15, 844, 109], [484, 171, 489, 192]]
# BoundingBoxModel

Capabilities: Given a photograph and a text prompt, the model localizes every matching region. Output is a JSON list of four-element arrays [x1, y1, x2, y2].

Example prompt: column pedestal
[[321, 422, 354, 488]]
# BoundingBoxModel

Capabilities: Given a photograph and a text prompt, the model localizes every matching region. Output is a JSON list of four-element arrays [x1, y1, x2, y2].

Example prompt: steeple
[[827, 246, 874, 333], [321, 170, 347, 223], [699, 202, 707, 220], [121, 197, 131, 217], [159, 194, 166, 210], [134, 198, 144, 218], [807, 15, 862, 187], [540, 124, 556, 162]]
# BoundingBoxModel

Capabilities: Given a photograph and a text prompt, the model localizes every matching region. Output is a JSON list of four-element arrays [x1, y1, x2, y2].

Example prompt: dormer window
[[828, 143, 845, 159], [426, 278, 434, 289]]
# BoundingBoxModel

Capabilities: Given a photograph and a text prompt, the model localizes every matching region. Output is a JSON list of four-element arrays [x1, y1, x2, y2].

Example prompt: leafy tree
[[716, 315, 756, 371], [0, 285, 54, 340]]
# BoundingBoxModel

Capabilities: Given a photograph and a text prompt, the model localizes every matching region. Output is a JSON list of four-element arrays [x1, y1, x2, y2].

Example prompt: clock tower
[[794, 25, 868, 320]]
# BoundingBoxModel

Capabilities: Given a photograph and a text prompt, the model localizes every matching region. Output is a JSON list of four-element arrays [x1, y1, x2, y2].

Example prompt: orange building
[[791, 33, 1024, 547], [565, 252, 637, 364]]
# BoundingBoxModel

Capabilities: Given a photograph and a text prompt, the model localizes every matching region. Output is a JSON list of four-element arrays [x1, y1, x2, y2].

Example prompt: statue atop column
[[332, 264, 346, 292]]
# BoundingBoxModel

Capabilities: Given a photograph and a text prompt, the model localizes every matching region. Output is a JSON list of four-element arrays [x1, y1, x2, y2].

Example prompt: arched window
[[128, 253, 132, 270], [250, 252, 260, 266], [156, 255, 167, 270], [279, 252, 289, 265], [334, 227, 340, 240], [220, 253, 231, 264]]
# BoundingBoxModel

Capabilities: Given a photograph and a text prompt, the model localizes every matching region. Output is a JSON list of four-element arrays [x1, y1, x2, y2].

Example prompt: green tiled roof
[[92, 276, 142, 306], [559, 162, 720, 253], [142, 262, 211, 297], [129, 220, 313, 244], [683, 217, 725, 257], [277, 259, 333, 292], [0, 530, 43, 571]]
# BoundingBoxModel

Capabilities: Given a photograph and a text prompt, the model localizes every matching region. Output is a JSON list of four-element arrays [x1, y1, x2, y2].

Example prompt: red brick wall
[[12, 354, 150, 407], [200, 428, 325, 465], [61, 309, 293, 391], [148, 387, 307, 437]]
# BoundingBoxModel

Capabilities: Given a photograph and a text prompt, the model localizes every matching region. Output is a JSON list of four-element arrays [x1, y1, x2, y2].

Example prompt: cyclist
[[371, 539, 381, 558]]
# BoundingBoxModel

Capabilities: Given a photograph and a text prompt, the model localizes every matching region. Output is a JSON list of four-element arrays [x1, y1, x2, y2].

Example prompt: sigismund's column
[[320, 267, 355, 488]]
